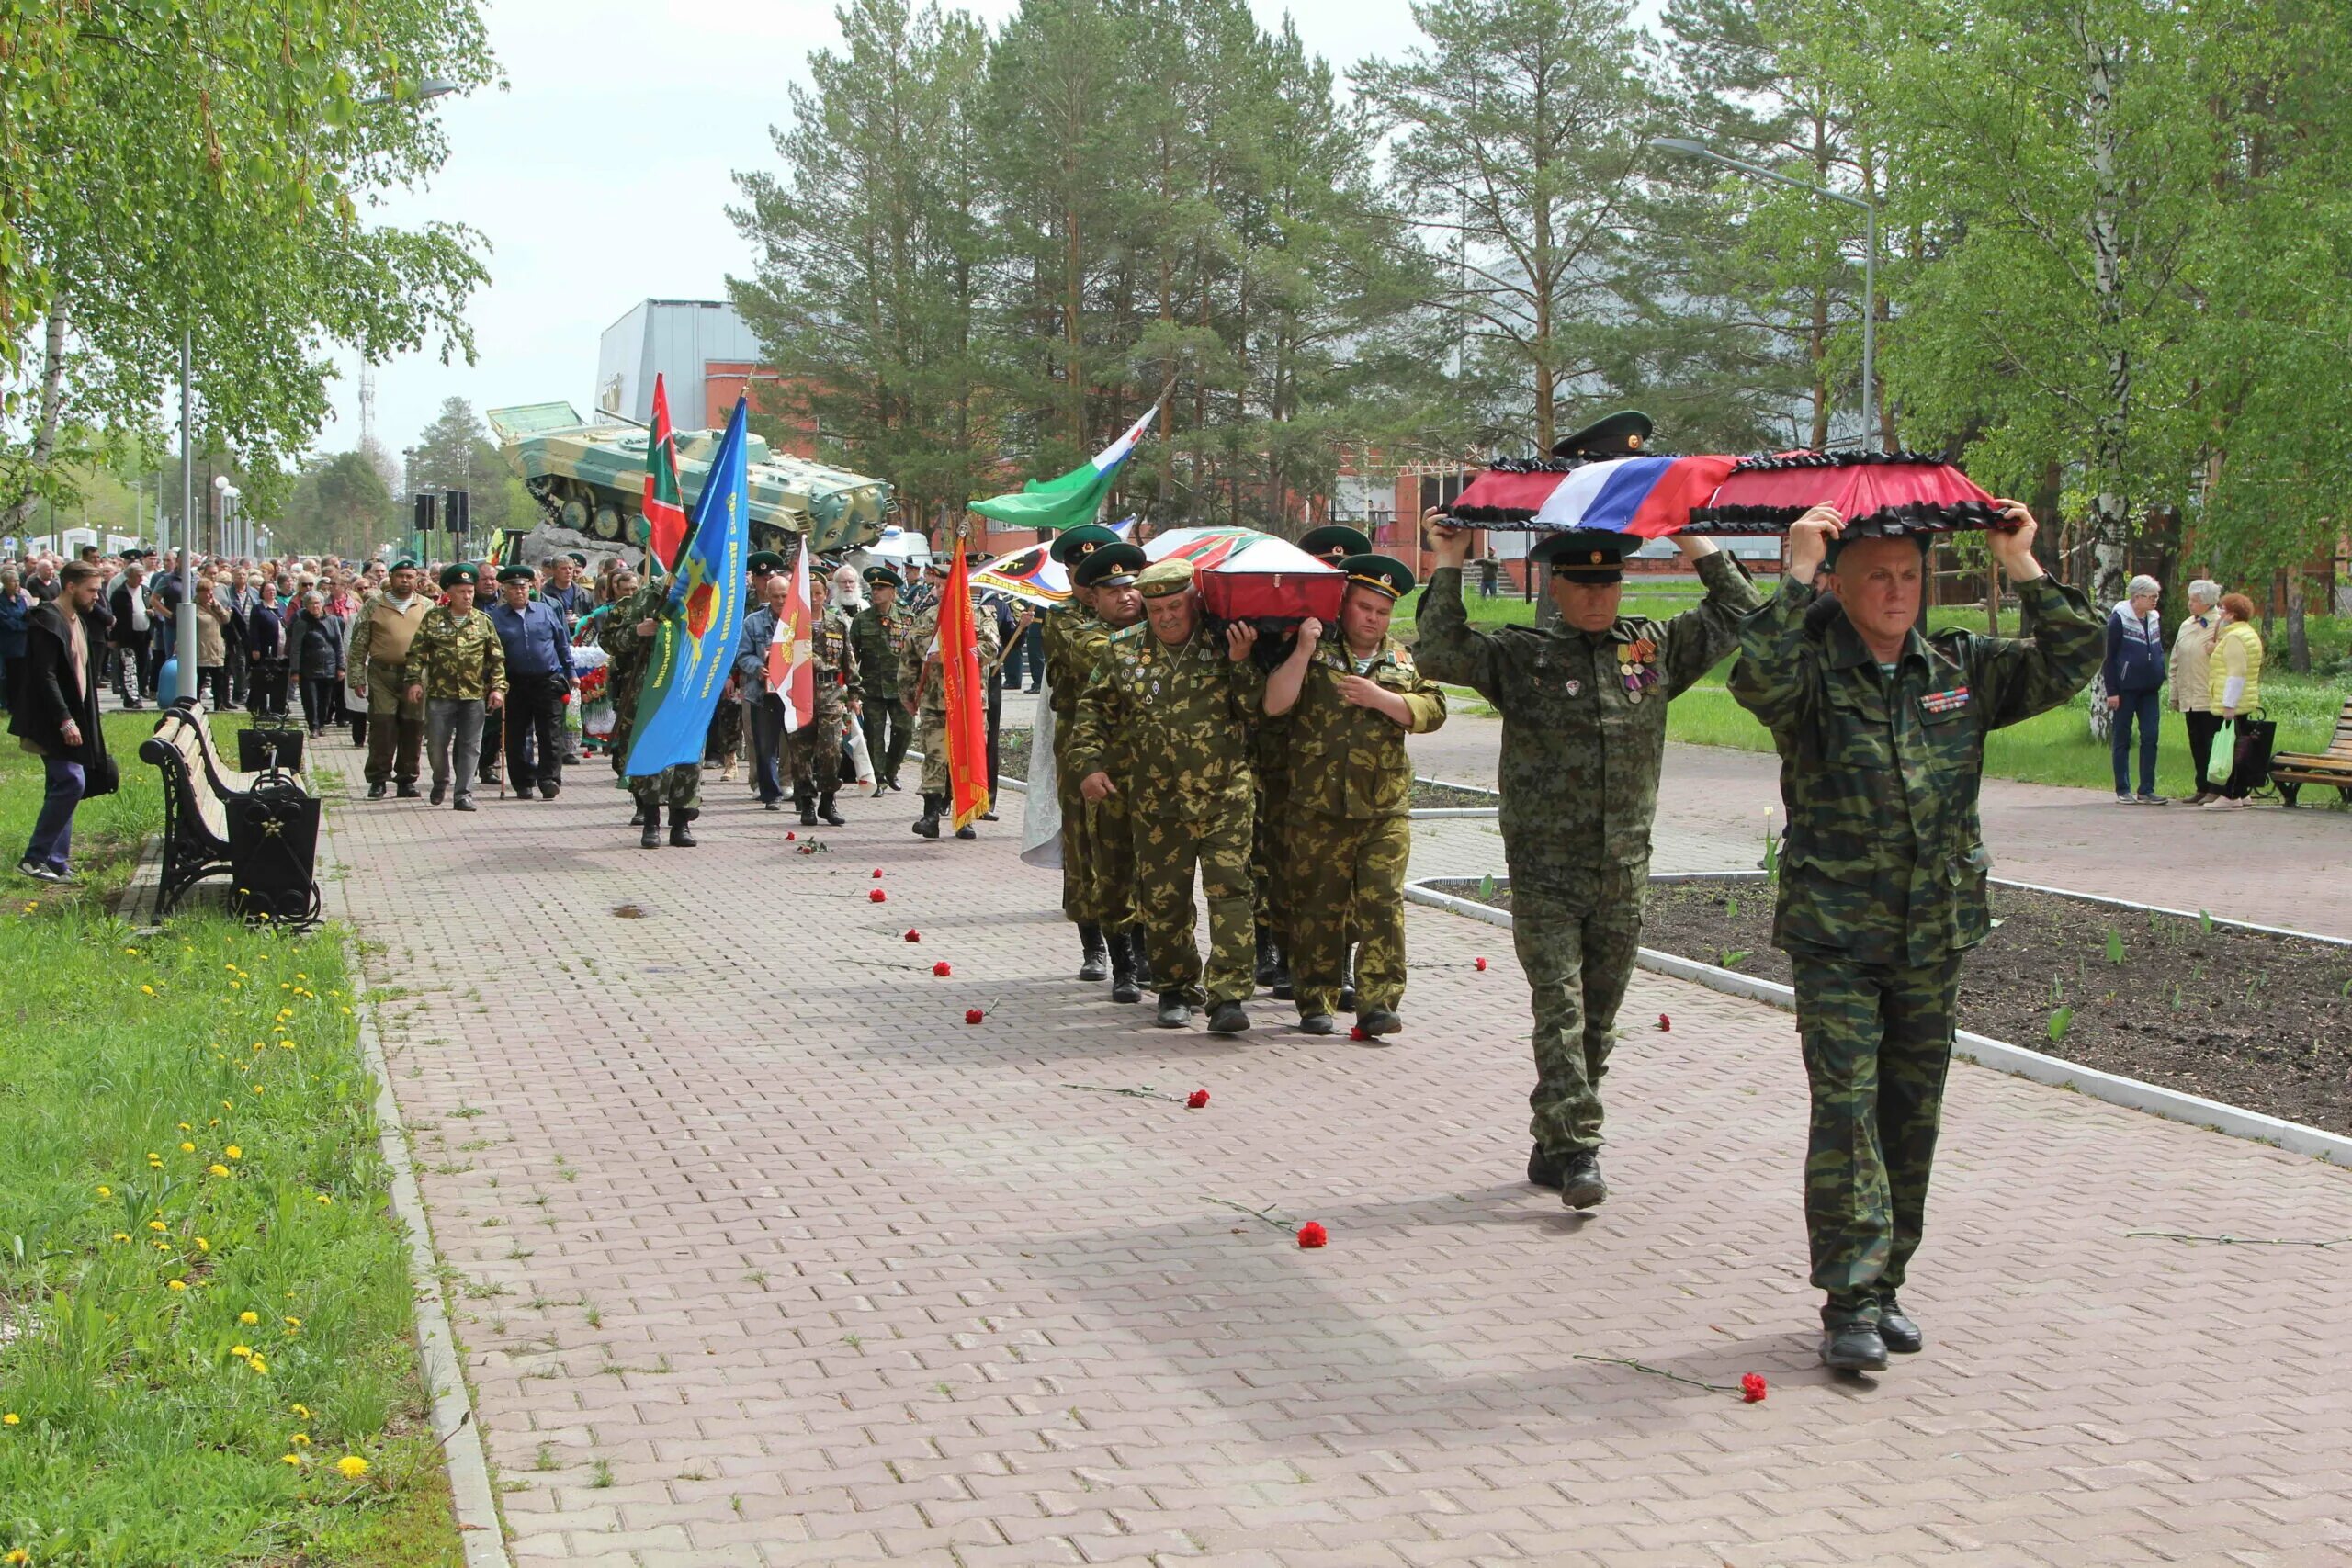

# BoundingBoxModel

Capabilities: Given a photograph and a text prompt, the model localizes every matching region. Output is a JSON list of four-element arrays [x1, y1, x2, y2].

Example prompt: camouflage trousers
[[705, 698, 741, 763], [785, 702, 845, 794], [1134, 800, 1255, 1007], [914, 703, 950, 794], [1790, 951, 1961, 1323], [1054, 740, 1133, 927], [1250, 749, 1292, 937], [1285, 808, 1410, 1017], [1512, 868, 1646, 1155]]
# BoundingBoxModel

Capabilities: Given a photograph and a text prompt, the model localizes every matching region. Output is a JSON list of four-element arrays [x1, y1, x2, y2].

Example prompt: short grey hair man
[[2186, 578, 2222, 609]]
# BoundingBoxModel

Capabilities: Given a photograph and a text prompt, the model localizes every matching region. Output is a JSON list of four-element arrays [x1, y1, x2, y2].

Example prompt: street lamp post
[[1650, 135, 1879, 452]]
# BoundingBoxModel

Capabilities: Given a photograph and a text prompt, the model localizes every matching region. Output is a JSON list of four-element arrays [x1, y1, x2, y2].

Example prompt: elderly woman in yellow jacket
[[2203, 592, 2265, 808]]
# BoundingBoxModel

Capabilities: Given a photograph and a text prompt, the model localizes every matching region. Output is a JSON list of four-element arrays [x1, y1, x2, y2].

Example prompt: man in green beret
[[347, 557, 431, 798], [1065, 558, 1264, 1032], [850, 566, 913, 791], [401, 564, 506, 811], [1041, 523, 1124, 977], [601, 573, 703, 847], [1729, 502, 2099, 1372], [1265, 554, 1446, 1037], [1064, 542, 1151, 999], [1418, 514, 1759, 1209]]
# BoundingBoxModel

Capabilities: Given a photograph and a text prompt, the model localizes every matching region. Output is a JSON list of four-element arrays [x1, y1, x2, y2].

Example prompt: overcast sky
[[324, 0, 1453, 464]]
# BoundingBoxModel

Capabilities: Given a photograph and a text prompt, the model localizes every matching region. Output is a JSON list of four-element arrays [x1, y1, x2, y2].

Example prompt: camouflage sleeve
[[346, 602, 376, 670], [1962, 575, 2103, 730], [1726, 573, 1822, 736], [837, 612, 860, 689], [1065, 659, 1119, 781], [898, 608, 932, 697], [1408, 567, 1500, 699], [484, 618, 506, 696], [1658, 550, 1763, 698], [1398, 670, 1448, 734], [399, 614, 434, 692]]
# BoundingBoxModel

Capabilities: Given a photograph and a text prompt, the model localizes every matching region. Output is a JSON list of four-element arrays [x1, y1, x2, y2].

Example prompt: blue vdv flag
[[624, 396, 751, 776]]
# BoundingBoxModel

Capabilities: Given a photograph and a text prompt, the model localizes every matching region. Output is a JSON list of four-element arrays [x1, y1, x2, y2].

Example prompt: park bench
[[139, 700, 323, 925], [2270, 698, 2352, 807]]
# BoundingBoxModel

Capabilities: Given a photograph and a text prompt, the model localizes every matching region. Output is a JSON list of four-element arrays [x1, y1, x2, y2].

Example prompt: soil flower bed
[[985, 731, 1494, 811], [1429, 874, 2352, 1135]]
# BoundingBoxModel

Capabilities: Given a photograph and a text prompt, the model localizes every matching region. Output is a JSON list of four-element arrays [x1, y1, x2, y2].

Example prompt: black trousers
[[300, 675, 340, 733], [2184, 709, 2223, 795], [196, 664, 230, 710], [503, 673, 567, 793], [247, 657, 289, 717]]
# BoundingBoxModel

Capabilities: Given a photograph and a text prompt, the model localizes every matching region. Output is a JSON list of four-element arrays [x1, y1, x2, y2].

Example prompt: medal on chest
[[1617, 637, 1660, 703], [1922, 685, 1972, 716]]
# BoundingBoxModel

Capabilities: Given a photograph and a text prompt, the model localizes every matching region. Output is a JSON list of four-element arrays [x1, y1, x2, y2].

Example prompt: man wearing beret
[[488, 563, 577, 800], [1040, 523, 1124, 978], [1419, 514, 1758, 1209], [1265, 554, 1446, 1038], [1729, 502, 2099, 1373], [895, 554, 999, 839], [1065, 542, 1152, 1000], [850, 566, 913, 791], [401, 564, 506, 811], [1066, 558, 1265, 1032], [347, 557, 433, 799]]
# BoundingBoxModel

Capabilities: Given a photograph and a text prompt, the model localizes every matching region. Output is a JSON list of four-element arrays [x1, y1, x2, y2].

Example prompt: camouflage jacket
[[1727, 572, 2101, 968], [598, 581, 669, 737], [898, 594, 1001, 713], [401, 606, 506, 701], [848, 603, 910, 699], [1414, 555, 1759, 900], [1284, 633, 1448, 818], [1066, 624, 1265, 820], [1040, 601, 1102, 724]]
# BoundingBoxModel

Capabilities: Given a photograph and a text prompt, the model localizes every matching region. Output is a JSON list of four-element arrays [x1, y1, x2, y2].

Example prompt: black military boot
[[1206, 1000, 1250, 1035], [1078, 923, 1110, 981], [1129, 928, 1154, 988], [629, 800, 645, 826], [1254, 925, 1279, 987], [1269, 943, 1294, 1000], [639, 807, 662, 850], [796, 782, 818, 827], [1338, 952, 1358, 1014], [1297, 1012, 1337, 1036], [1820, 1317, 1890, 1373], [1876, 1294, 1923, 1355], [395, 779, 421, 799], [668, 807, 698, 848], [1108, 935, 1140, 1004], [1357, 1008, 1403, 1037], [1527, 1145, 1567, 1190], [1154, 991, 1193, 1029], [1558, 1151, 1608, 1211], [912, 794, 941, 839], [817, 788, 844, 827], [428, 781, 447, 807], [367, 781, 388, 800]]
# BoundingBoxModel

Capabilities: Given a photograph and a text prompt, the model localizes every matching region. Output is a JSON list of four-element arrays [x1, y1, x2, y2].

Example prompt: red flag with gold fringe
[[938, 540, 992, 830]]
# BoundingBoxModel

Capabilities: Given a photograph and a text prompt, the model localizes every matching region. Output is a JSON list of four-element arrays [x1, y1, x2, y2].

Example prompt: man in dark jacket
[[243, 581, 290, 716], [2100, 572, 2166, 804], [10, 561, 113, 883], [107, 561, 158, 708]]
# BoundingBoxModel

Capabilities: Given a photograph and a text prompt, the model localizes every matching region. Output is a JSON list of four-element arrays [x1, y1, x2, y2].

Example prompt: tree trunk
[[0, 299, 71, 532], [2080, 24, 2132, 606], [2286, 570, 2310, 673]]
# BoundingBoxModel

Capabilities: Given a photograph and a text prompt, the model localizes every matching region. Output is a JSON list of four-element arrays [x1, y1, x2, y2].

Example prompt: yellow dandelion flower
[[195, 1237, 209, 1251], [252, 1087, 264, 1096], [208, 1118, 220, 1126], [241, 1312, 260, 1325], [335, 1455, 368, 1479], [247, 1356, 267, 1374], [208, 1164, 231, 1179], [224, 1145, 241, 1160], [291, 1404, 311, 1419], [283, 1316, 301, 1330], [141, 985, 154, 995], [2, 1414, 17, 1426], [5, 1547, 28, 1564], [154, 1241, 171, 1252], [111, 1233, 130, 1243], [147, 1221, 166, 1233], [179, 1142, 195, 1153], [296, 973, 307, 980], [231, 1345, 253, 1359], [290, 1432, 311, 1446], [280, 1453, 302, 1466], [166, 1280, 187, 1292], [124, 946, 138, 955], [96, 1185, 110, 1198], [176, 1122, 190, 1131], [229, 981, 242, 989], [314, 1194, 333, 1205]]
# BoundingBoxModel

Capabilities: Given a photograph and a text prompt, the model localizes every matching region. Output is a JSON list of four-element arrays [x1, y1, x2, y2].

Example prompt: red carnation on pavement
[[872, 868, 884, 879], [932, 961, 953, 977], [1740, 1372, 1768, 1404], [1348, 1026, 1369, 1042], [786, 830, 797, 841], [964, 1007, 984, 1025], [1296, 1221, 1328, 1248], [869, 888, 888, 903], [1657, 1012, 1671, 1032], [904, 929, 922, 942], [1185, 1089, 1209, 1110], [1474, 956, 1488, 972]]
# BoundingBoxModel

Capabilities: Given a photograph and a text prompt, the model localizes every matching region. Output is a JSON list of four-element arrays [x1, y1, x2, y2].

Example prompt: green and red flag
[[938, 540, 992, 830], [642, 372, 689, 574]]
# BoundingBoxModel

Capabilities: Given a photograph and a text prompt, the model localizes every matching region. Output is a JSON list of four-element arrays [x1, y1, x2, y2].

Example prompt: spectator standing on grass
[[2204, 592, 2265, 809], [10, 561, 114, 883], [2102, 573, 2167, 805], [0, 570, 31, 712], [2170, 580, 2224, 804]]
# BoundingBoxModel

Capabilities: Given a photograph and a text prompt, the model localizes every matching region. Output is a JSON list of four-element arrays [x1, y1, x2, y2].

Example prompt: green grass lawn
[[0, 709, 462, 1565]]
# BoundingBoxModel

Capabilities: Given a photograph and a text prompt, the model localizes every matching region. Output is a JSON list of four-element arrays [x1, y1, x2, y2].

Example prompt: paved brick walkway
[[1413, 717, 2352, 939], [324, 741, 2352, 1567]]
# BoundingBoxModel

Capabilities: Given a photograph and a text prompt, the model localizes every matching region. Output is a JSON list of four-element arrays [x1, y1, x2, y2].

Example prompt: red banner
[[938, 541, 992, 830], [643, 374, 689, 572]]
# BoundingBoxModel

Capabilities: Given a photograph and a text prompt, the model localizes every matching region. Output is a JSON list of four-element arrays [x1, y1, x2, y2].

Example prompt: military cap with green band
[[1048, 523, 1123, 566], [1338, 552, 1415, 601], [1072, 541, 1148, 591], [439, 562, 480, 590], [1297, 525, 1374, 563]]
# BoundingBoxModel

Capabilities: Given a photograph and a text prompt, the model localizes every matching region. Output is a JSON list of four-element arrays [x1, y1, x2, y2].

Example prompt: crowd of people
[[2103, 572, 2268, 807]]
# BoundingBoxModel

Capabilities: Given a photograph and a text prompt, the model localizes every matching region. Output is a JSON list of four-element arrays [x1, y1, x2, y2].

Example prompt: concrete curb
[[1410, 775, 1502, 820], [1404, 877, 2352, 1169], [351, 964, 512, 1566]]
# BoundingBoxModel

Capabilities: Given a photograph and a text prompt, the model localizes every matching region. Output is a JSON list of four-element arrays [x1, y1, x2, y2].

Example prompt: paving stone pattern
[[324, 746, 2352, 1567]]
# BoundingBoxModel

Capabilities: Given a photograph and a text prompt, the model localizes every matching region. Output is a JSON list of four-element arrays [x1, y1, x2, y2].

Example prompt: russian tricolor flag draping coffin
[[1448, 454, 1739, 536], [1144, 526, 1345, 622]]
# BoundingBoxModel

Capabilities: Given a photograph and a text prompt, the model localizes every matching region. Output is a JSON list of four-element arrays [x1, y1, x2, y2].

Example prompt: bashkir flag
[[968, 401, 1159, 531], [642, 372, 689, 574]]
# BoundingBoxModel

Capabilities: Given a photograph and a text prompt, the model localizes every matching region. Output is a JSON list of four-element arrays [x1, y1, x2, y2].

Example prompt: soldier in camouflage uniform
[[1418, 515, 1759, 1210], [401, 564, 506, 811], [1067, 543, 1151, 1001], [1040, 524, 1124, 979], [1728, 500, 2098, 1373], [782, 568, 859, 826], [849, 567, 913, 790], [1272, 525, 1375, 1004], [1264, 554, 1445, 1038], [1066, 558, 1266, 1033], [898, 559, 1001, 840], [601, 575, 703, 848]]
